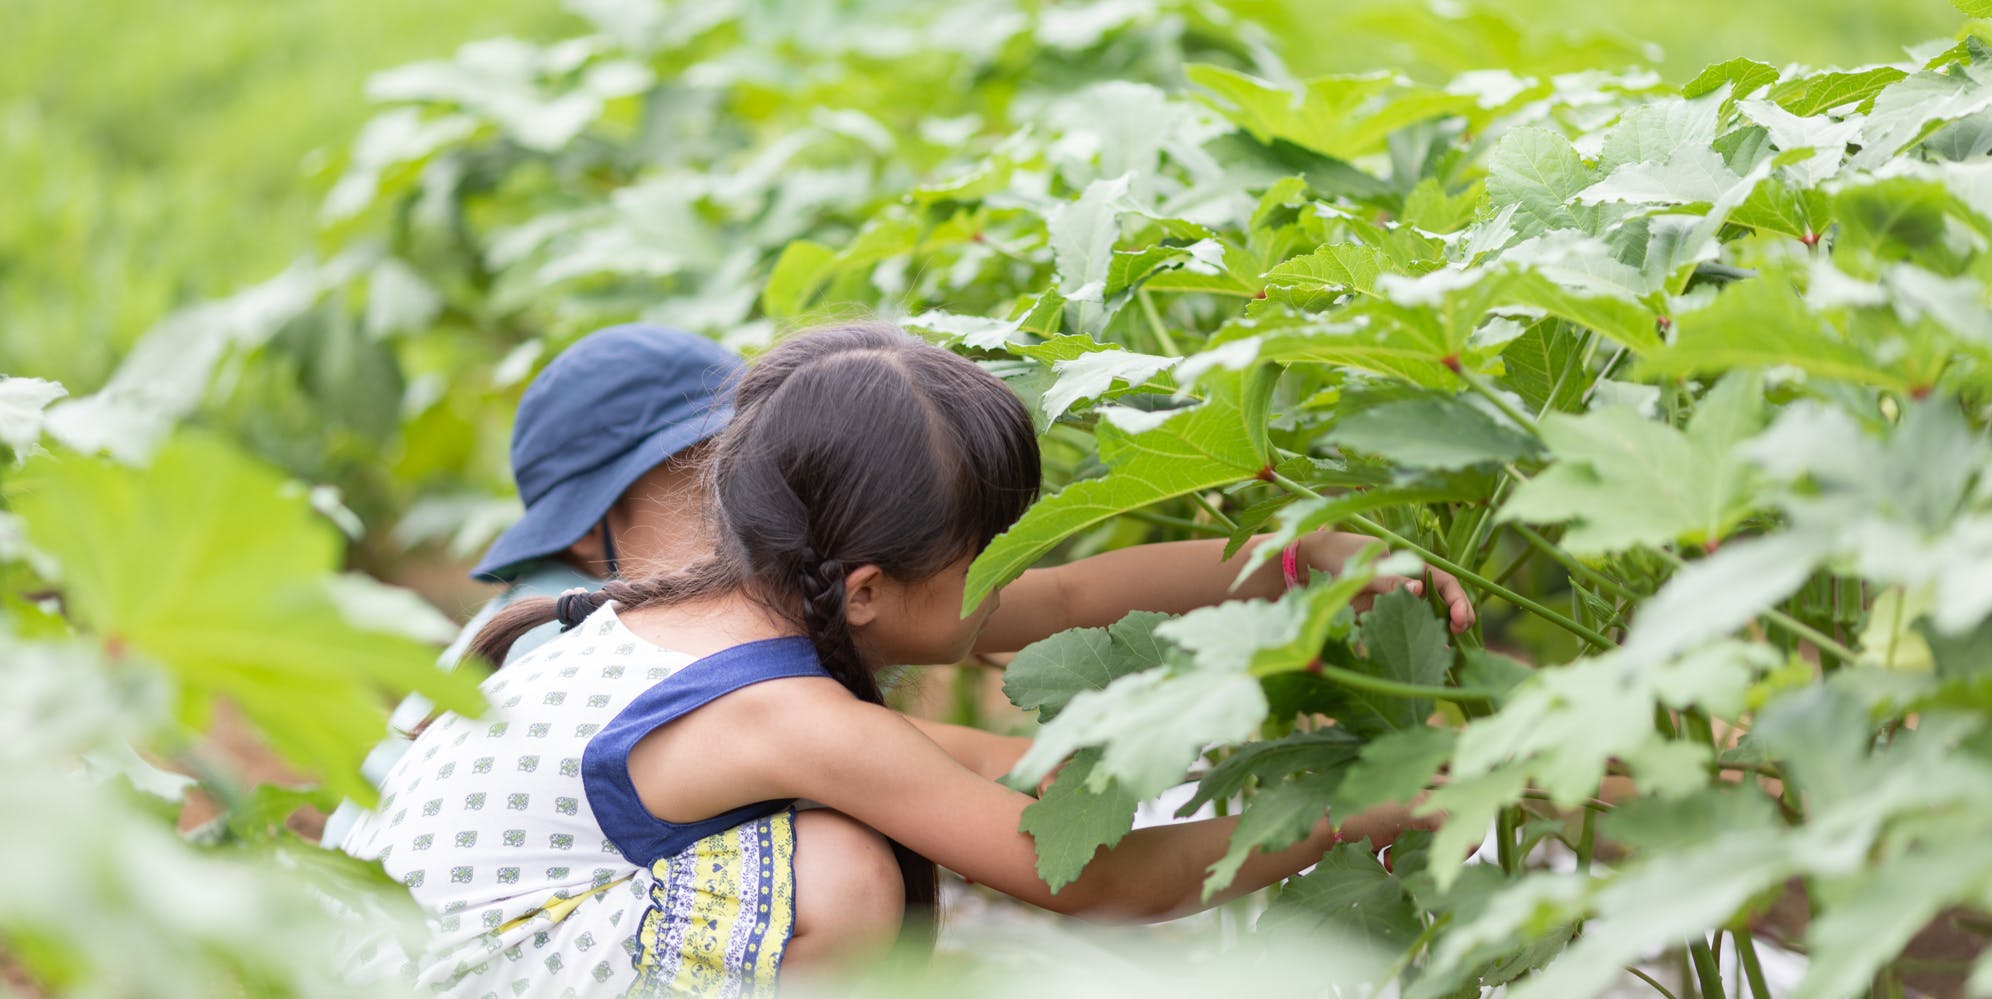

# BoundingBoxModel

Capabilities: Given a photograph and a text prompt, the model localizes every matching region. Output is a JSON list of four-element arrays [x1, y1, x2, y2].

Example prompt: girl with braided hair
[[342, 323, 1469, 997]]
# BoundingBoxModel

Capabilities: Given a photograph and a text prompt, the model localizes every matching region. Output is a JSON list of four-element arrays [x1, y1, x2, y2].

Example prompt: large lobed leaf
[[1497, 371, 1767, 555], [10, 434, 484, 803], [963, 364, 1278, 612]]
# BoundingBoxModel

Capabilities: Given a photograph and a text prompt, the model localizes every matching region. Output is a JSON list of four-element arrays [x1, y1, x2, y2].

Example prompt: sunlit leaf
[[965, 365, 1277, 611], [1498, 372, 1768, 554]]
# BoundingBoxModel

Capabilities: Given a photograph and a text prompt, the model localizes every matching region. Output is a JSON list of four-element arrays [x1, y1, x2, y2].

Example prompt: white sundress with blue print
[[341, 605, 831, 998]]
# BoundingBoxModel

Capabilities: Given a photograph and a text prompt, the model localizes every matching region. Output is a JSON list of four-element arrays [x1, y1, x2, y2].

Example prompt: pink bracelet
[[1281, 539, 1307, 591]]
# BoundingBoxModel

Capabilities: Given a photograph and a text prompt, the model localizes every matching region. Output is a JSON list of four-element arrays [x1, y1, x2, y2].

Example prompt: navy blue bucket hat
[[472, 324, 744, 582]]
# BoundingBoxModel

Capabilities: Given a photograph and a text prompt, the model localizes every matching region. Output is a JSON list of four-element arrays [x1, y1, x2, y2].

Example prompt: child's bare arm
[[974, 531, 1475, 655], [773, 682, 1424, 921], [901, 716, 1030, 782]]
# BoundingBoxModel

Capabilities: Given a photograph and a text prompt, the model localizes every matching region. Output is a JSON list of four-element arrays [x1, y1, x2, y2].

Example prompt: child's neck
[[615, 588, 801, 660]]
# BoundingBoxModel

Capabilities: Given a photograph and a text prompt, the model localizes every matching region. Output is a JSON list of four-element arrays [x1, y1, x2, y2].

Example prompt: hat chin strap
[[599, 519, 620, 579]]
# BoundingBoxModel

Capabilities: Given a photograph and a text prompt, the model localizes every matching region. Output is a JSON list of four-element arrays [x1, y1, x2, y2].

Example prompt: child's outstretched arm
[[767, 680, 1429, 921], [901, 716, 1031, 783], [974, 530, 1475, 656]]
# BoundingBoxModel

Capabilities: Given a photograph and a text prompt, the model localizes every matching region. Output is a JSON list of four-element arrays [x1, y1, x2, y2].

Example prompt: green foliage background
[[4, 0, 1992, 996]]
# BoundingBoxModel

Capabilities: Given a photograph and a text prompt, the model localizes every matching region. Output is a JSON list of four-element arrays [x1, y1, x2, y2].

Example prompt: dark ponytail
[[469, 322, 1042, 950]]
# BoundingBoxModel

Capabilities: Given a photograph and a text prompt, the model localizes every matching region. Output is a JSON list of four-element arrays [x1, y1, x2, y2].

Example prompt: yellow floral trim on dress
[[626, 809, 795, 998]]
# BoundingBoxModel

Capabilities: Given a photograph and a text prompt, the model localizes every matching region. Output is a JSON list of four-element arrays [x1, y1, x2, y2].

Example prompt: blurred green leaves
[[11, 434, 483, 803]]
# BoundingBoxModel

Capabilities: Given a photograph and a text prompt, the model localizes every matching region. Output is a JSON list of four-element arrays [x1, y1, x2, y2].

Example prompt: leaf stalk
[[1267, 473, 1617, 648]]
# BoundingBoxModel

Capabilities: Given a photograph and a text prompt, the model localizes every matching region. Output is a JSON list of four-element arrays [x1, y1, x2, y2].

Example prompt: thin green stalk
[[1583, 345, 1631, 407], [1519, 789, 1614, 813], [1313, 662, 1501, 703], [1514, 523, 1642, 603], [1489, 540, 1537, 590], [1684, 708, 1718, 750], [1457, 366, 1541, 437], [1736, 932, 1774, 999], [1876, 969, 1904, 999], [1380, 912, 1452, 983], [1953, 913, 1992, 936], [947, 666, 983, 727], [1891, 957, 1979, 972], [1454, 475, 1517, 571], [1883, 584, 1905, 670], [1496, 807, 1518, 872], [1268, 470, 1624, 648], [1655, 703, 1681, 740], [1123, 508, 1229, 537], [1628, 966, 1684, 999], [1577, 807, 1597, 873], [1716, 759, 1784, 781], [1653, 550, 1868, 665], [1536, 327, 1594, 420], [1185, 490, 1238, 532], [1136, 289, 1182, 358], [1267, 472, 1615, 649], [1335, 508, 1618, 650], [1689, 937, 1728, 999]]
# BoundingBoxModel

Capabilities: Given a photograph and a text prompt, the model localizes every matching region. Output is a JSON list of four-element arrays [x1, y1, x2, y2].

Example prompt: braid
[[789, 545, 936, 938], [598, 577, 649, 608], [469, 557, 738, 669], [794, 548, 883, 704]]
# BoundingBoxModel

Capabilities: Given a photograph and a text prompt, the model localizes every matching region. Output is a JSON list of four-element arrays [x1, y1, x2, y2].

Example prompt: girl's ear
[[842, 563, 885, 629]]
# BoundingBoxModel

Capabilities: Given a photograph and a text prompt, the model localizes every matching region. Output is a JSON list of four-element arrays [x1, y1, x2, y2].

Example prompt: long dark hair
[[471, 322, 1041, 946]]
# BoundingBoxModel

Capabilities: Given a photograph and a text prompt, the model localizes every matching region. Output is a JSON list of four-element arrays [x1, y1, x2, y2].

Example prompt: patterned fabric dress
[[342, 607, 830, 998]]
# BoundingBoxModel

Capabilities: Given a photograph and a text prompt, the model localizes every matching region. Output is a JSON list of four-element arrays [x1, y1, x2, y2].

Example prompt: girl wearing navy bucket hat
[[321, 324, 748, 851]]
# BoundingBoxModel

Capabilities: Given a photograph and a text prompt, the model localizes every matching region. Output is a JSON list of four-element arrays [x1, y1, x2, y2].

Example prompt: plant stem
[[1455, 475, 1517, 572], [1365, 533, 1617, 650], [1336, 508, 1618, 650], [1577, 807, 1597, 872], [1457, 366, 1541, 437], [1185, 490, 1239, 532], [1715, 759, 1784, 781], [1736, 932, 1774, 999], [1514, 523, 1642, 603], [1380, 912, 1452, 983], [1651, 550, 1868, 665], [1689, 937, 1728, 999], [1496, 807, 1518, 872], [1489, 541, 1537, 590], [1124, 508, 1229, 537], [1684, 708, 1718, 750], [1883, 583, 1905, 669], [1536, 326, 1593, 419], [1313, 662, 1501, 703], [1136, 289, 1182, 358], [1628, 966, 1684, 999], [1583, 345, 1631, 407], [1891, 957, 1979, 972], [1654, 704, 1681, 740], [1519, 789, 1614, 813], [1267, 471, 1615, 649]]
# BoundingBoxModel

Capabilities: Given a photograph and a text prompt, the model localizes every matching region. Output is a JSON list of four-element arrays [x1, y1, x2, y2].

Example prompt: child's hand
[[1328, 798, 1440, 851], [1301, 531, 1477, 634]]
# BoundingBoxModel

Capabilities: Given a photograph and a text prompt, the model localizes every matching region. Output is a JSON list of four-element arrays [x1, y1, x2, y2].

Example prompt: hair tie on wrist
[[555, 588, 596, 632], [1281, 539, 1307, 591]]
